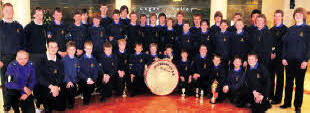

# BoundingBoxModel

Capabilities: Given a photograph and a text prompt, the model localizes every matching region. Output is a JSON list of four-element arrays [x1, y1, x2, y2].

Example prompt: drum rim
[[144, 59, 179, 96]]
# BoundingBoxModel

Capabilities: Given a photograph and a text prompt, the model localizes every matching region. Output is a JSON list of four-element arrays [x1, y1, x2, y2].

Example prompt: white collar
[[34, 20, 43, 25], [46, 52, 57, 62], [2, 18, 14, 23]]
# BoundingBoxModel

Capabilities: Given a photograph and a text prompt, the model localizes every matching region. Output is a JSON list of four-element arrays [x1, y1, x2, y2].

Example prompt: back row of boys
[[1, 2, 310, 113]]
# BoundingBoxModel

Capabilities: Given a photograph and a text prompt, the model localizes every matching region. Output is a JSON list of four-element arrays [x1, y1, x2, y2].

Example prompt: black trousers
[[65, 83, 77, 107], [250, 94, 269, 113], [0, 54, 15, 109], [270, 58, 284, 102], [99, 74, 124, 97], [78, 81, 95, 104], [6, 89, 35, 113], [283, 60, 306, 108], [228, 87, 250, 105], [129, 76, 148, 95], [41, 86, 66, 112]]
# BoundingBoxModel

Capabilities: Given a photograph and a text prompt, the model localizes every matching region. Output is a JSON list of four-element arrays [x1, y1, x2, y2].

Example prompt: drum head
[[145, 60, 179, 96]]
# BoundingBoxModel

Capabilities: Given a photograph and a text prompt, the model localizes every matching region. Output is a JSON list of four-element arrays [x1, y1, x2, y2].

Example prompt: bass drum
[[145, 59, 179, 96]]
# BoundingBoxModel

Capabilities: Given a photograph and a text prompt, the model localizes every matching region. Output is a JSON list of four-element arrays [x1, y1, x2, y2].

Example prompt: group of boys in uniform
[[0, 3, 309, 113]]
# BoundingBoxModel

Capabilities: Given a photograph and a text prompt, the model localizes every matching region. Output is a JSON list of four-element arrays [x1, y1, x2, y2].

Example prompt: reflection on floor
[[1, 92, 310, 113]]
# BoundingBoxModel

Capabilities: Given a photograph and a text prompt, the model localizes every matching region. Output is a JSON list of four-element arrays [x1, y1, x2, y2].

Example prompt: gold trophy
[[210, 81, 218, 104], [200, 90, 204, 99], [122, 82, 127, 98], [195, 88, 199, 98], [181, 88, 186, 97]]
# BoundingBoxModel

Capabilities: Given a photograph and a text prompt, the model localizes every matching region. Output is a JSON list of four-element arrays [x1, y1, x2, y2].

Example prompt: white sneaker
[[35, 108, 42, 113]]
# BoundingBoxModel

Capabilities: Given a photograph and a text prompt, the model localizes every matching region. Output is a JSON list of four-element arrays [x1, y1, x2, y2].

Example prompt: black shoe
[[266, 102, 272, 109], [271, 100, 281, 104], [67, 104, 74, 109], [280, 104, 291, 109], [4, 106, 10, 111], [295, 107, 301, 113], [100, 97, 106, 102]]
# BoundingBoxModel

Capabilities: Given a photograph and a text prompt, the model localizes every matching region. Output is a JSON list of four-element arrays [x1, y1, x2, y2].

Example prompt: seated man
[[5, 50, 36, 113]]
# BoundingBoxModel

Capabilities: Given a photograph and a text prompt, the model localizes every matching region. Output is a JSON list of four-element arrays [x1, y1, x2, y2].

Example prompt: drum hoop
[[144, 59, 179, 96]]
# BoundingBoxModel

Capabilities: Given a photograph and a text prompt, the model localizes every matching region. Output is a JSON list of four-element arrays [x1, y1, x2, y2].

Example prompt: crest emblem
[[185, 66, 188, 71], [257, 73, 260, 79], [300, 31, 304, 37], [16, 28, 20, 33], [91, 63, 94, 68], [276, 31, 280, 36], [54, 69, 57, 74], [224, 37, 227, 42], [61, 30, 65, 35], [100, 32, 103, 37], [203, 63, 207, 69], [240, 37, 244, 42]]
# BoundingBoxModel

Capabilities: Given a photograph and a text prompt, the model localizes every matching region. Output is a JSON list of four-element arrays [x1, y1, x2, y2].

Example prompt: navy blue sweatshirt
[[0, 20, 25, 55], [66, 23, 88, 49], [24, 21, 48, 53], [62, 55, 78, 83], [79, 54, 99, 82]]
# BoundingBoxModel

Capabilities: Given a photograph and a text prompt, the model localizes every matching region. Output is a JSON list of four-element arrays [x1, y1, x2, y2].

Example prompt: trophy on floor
[[122, 82, 127, 98], [195, 88, 199, 98], [200, 90, 204, 99], [210, 80, 218, 104], [181, 88, 186, 97]]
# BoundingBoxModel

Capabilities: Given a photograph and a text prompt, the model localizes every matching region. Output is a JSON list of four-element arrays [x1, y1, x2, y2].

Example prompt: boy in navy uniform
[[230, 19, 249, 64], [36, 41, 66, 112], [200, 20, 213, 55], [5, 50, 35, 113], [115, 39, 129, 96], [223, 56, 248, 107], [165, 18, 177, 47], [0, 3, 25, 111], [145, 43, 162, 66], [47, 8, 67, 58], [192, 44, 211, 95], [98, 42, 123, 101], [99, 4, 113, 29], [210, 11, 223, 36], [269, 10, 288, 104], [88, 13, 107, 59], [107, 9, 126, 48], [139, 14, 148, 51], [158, 13, 167, 52], [248, 14, 272, 69], [62, 41, 78, 109], [209, 54, 227, 101], [79, 41, 99, 105], [213, 20, 231, 67], [66, 9, 88, 57], [176, 21, 192, 58], [120, 5, 130, 26], [25, 7, 48, 64], [246, 52, 271, 113], [127, 11, 141, 52], [129, 43, 147, 96], [81, 9, 90, 28], [173, 11, 184, 36], [227, 13, 242, 32], [280, 8, 310, 113], [145, 13, 159, 52], [176, 49, 192, 94], [190, 14, 202, 54]]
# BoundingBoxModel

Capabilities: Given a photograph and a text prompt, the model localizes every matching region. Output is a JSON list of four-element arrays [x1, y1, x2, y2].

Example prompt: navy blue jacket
[[226, 67, 246, 91], [177, 59, 192, 81], [282, 24, 310, 62], [270, 24, 288, 60], [47, 20, 67, 52], [201, 30, 213, 54], [88, 25, 107, 54], [97, 53, 119, 76], [129, 52, 146, 77], [62, 55, 79, 83], [173, 23, 183, 36], [0, 20, 25, 55], [230, 30, 249, 60], [213, 30, 232, 60], [79, 54, 99, 82], [209, 64, 227, 92], [37, 54, 64, 87], [191, 54, 211, 76], [5, 60, 36, 95], [66, 23, 88, 49], [246, 63, 271, 97], [24, 21, 48, 53], [100, 16, 113, 29]]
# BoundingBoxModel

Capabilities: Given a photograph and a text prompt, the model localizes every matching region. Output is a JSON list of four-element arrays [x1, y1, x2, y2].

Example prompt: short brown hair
[[135, 43, 143, 48], [117, 39, 126, 45], [140, 14, 146, 18], [193, 14, 202, 19], [84, 40, 93, 47], [167, 17, 174, 23], [66, 41, 76, 49], [149, 43, 157, 48], [129, 11, 137, 17], [3, 3, 13, 8], [220, 20, 229, 25], [256, 14, 267, 23], [149, 13, 157, 18], [53, 7, 62, 14], [274, 10, 284, 17], [104, 42, 112, 48], [214, 11, 223, 19], [234, 13, 242, 17], [92, 12, 101, 20], [293, 7, 307, 22], [176, 10, 184, 17], [73, 9, 82, 16]]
